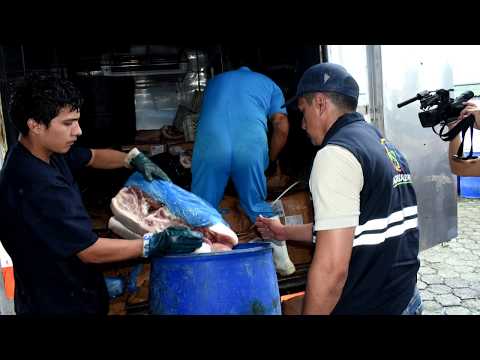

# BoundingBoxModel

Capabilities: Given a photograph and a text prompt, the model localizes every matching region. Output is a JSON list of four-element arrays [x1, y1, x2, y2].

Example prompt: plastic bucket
[[149, 243, 281, 315], [459, 152, 480, 198]]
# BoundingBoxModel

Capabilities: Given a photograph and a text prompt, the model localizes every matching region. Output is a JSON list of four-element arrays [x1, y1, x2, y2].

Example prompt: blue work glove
[[126, 148, 172, 182], [142, 226, 204, 257]]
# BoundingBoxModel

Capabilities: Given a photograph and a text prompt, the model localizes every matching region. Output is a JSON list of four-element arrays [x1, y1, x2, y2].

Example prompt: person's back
[[192, 66, 286, 220], [191, 66, 296, 276], [195, 67, 282, 148]]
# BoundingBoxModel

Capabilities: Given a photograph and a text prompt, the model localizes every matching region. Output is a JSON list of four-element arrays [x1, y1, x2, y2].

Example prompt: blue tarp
[[124, 172, 228, 228]]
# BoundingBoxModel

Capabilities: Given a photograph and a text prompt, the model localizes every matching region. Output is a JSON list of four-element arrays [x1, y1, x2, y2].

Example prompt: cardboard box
[[219, 191, 315, 265], [281, 292, 305, 315]]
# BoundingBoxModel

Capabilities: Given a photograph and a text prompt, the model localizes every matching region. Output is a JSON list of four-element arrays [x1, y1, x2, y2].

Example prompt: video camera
[[398, 88, 478, 159], [397, 89, 474, 128]]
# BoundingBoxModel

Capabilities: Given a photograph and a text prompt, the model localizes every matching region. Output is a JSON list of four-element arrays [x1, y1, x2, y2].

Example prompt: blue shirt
[[195, 67, 287, 146], [0, 142, 108, 314]]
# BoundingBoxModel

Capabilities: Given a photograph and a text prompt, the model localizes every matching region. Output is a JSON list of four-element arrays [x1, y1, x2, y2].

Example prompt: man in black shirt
[[0, 74, 202, 315]]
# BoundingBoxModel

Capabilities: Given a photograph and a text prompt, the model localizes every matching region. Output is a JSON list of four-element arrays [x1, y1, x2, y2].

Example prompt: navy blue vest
[[318, 112, 420, 314]]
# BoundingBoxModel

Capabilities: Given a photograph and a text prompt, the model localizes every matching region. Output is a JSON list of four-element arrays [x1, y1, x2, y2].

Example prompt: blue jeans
[[401, 286, 423, 315]]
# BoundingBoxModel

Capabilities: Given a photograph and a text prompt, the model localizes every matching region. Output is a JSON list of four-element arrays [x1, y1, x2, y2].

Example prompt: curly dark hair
[[9, 73, 83, 136]]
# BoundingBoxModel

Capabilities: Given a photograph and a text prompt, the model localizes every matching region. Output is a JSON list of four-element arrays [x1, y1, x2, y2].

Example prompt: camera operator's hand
[[448, 101, 480, 131], [459, 102, 480, 130], [447, 118, 462, 131]]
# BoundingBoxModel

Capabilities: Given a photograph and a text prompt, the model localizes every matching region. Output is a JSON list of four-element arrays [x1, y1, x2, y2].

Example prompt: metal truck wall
[[327, 45, 457, 251], [379, 45, 457, 250]]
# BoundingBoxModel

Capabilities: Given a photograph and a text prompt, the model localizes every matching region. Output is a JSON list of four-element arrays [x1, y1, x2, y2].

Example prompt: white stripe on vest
[[353, 206, 418, 247]]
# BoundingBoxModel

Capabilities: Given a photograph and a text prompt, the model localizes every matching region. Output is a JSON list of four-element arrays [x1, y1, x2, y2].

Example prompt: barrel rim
[[155, 242, 273, 260]]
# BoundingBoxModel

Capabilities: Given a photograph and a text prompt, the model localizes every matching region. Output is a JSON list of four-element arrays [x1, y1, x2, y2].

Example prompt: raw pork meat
[[109, 186, 237, 253]]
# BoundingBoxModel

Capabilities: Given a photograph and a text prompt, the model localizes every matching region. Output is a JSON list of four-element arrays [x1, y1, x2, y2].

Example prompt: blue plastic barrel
[[459, 176, 480, 198], [459, 152, 480, 198], [149, 243, 281, 315]]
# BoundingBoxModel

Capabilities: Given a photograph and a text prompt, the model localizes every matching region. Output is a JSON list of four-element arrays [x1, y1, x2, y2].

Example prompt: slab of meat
[[109, 186, 237, 252], [108, 216, 142, 240], [111, 187, 186, 235]]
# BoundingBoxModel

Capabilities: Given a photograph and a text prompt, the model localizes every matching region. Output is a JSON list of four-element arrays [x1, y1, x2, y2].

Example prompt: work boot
[[269, 239, 296, 276], [248, 214, 296, 277]]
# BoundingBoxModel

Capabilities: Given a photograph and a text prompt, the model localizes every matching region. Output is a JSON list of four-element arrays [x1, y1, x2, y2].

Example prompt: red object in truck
[[1, 267, 14, 300]]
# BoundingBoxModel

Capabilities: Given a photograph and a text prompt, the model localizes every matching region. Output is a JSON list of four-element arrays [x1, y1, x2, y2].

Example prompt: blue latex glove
[[143, 226, 203, 257]]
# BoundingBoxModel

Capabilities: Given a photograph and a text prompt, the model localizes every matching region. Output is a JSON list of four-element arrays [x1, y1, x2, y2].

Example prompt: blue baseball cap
[[282, 62, 359, 108]]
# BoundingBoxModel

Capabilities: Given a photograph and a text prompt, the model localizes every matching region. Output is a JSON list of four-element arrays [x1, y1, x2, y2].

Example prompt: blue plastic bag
[[124, 172, 228, 228], [104, 276, 125, 299]]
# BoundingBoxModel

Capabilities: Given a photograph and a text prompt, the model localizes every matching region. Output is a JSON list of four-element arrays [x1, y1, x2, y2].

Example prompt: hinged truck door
[[327, 45, 458, 250]]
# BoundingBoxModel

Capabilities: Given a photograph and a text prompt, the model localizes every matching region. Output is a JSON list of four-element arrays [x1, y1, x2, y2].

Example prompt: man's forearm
[[270, 131, 288, 161], [303, 266, 345, 314], [270, 115, 289, 161], [301, 227, 353, 314], [449, 134, 480, 176], [449, 134, 462, 174], [284, 223, 314, 243], [77, 237, 143, 263], [88, 149, 128, 169]]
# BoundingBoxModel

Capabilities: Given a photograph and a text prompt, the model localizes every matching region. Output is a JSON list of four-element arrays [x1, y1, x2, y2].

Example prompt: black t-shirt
[[0, 142, 109, 315]]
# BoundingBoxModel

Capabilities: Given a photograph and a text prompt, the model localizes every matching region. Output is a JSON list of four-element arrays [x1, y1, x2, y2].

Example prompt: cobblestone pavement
[[419, 198, 480, 315]]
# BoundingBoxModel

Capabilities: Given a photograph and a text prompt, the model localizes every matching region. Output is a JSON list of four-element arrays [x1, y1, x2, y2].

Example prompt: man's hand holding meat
[[255, 215, 288, 241], [125, 147, 172, 182], [143, 226, 204, 257]]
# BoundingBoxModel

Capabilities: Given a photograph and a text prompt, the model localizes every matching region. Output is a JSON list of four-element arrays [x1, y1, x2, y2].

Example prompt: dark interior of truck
[[0, 43, 325, 313]]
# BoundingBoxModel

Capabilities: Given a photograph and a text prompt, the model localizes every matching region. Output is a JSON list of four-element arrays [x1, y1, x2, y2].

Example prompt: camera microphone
[[454, 90, 474, 103], [397, 91, 430, 108]]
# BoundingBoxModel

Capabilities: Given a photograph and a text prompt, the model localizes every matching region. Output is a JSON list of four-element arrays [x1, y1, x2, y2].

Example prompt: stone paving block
[[460, 272, 480, 282], [444, 306, 472, 315], [419, 290, 434, 301], [450, 248, 472, 255], [462, 299, 480, 310], [410, 199, 480, 314], [458, 260, 479, 267], [445, 257, 466, 266], [428, 262, 450, 271], [422, 300, 443, 311], [422, 310, 446, 316], [452, 288, 479, 300], [463, 243, 480, 250], [435, 294, 462, 307], [417, 281, 427, 290], [437, 270, 460, 279], [418, 266, 436, 275], [444, 278, 471, 289], [422, 275, 445, 285], [459, 241, 478, 248], [428, 284, 451, 295], [452, 266, 475, 274], [426, 254, 450, 263], [469, 282, 480, 292], [446, 239, 460, 245], [459, 253, 479, 261]]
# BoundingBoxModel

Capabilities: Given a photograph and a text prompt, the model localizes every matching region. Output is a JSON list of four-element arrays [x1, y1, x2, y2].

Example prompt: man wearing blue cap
[[256, 63, 422, 315]]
